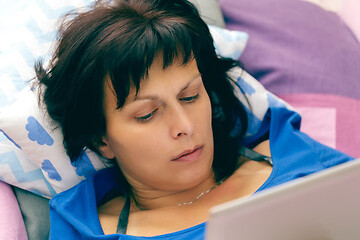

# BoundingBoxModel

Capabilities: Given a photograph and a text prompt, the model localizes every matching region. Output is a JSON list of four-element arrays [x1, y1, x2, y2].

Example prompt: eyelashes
[[179, 93, 199, 103], [135, 109, 158, 122], [134, 93, 200, 123]]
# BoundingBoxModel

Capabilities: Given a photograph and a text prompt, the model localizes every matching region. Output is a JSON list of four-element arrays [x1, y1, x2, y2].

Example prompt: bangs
[[99, 2, 209, 109]]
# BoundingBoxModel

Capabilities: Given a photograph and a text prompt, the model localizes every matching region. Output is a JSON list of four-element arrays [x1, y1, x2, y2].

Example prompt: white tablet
[[206, 159, 360, 240]]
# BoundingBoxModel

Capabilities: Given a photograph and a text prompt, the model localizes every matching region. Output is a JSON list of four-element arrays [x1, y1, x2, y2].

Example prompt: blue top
[[48, 107, 354, 239]]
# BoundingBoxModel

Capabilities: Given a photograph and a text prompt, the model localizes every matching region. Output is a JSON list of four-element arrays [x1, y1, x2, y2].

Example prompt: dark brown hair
[[36, 0, 248, 181]]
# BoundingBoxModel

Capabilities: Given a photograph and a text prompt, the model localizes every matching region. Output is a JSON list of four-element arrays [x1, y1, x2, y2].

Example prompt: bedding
[[1, 0, 359, 239], [303, 0, 360, 41], [190, 0, 226, 28], [339, 0, 360, 41], [12, 186, 50, 240], [0, 1, 252, 239], [219, 0, 360, 158], [0, 0, 252, 198], [0, 181, 28, 240]]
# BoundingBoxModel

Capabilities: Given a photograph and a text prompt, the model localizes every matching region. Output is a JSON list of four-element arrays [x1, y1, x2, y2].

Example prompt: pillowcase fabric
[[219, 0, 360, 157], [0, 0, 255, 197], [189, 0, 226, 28]]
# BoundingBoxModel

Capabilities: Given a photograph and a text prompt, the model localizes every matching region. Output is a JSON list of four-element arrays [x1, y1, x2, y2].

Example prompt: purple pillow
[[219, 0, 360, 157]]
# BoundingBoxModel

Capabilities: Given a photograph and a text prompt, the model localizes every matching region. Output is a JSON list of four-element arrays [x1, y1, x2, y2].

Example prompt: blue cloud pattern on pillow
[[41, 159, 62, 181], [0, 151, 57, 196], [25, 116, 54, 146], [71, 151, 96, 179]]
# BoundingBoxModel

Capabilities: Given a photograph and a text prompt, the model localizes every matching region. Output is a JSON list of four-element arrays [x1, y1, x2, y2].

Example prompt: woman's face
[[100, 56, 214, 192]]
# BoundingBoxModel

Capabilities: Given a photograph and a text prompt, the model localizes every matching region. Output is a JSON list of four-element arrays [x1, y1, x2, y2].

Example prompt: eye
[[180, 93, 199, 103], [135, 109, 158, 122]]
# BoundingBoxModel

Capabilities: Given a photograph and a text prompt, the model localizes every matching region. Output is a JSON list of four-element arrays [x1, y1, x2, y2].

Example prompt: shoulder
[[50, 167, 120, 210], [49, 177, 95, 212], [98, 196, 126, 235], [225, 140, 273, 198], [98, 196, 126, 215], [234, 140, 272, 179], [49, 168, 125, 236], [252, 140, 271, 158]]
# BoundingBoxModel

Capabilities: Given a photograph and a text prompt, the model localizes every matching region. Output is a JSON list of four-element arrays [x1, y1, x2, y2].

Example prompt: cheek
[[110, 135, 159, 179], [109, 131, 153, 158], [107, 125, 165, 166]]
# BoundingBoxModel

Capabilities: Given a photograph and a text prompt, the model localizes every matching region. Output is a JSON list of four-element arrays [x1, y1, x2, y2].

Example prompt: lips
[[172, 146, 203, 162]]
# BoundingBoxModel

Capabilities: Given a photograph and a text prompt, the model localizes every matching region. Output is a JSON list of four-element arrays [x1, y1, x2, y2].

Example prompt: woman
[[36, 0, 353, 239]]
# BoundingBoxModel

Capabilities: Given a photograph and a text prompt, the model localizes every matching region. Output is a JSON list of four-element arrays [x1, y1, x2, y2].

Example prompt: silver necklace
[[177, 180, 224, 206]]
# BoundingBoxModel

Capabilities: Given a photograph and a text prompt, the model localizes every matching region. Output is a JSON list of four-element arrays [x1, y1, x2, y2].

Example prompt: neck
[[129, 173, 217, 211]]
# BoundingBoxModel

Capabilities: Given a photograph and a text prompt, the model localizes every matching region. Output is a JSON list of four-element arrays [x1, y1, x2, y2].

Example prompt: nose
[[169, 104, 194, 139]]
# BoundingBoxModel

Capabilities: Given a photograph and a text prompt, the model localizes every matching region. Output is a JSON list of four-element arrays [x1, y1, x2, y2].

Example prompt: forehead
[[104, 54, 200, 108], [142, 54, 198, 83]]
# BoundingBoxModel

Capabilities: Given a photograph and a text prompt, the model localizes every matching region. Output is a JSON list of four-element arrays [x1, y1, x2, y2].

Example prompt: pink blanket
[[0, 181, 28, 240]]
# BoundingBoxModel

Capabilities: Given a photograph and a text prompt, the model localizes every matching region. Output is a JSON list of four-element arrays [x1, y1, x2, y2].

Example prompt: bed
[[0, 0, 359, 239]]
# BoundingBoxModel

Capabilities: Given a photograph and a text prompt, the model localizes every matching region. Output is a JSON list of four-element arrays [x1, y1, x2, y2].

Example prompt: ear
[[98, 137, 116, 159]]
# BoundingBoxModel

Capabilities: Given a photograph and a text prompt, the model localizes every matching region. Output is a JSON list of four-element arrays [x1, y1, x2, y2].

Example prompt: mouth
[[172, 146, 203, 162]]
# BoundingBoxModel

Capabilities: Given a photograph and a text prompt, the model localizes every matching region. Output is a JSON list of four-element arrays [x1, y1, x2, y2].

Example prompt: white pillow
[[0, 0, 254, 197]]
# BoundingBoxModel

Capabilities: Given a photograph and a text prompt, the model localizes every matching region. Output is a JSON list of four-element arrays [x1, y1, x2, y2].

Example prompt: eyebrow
[[133, 74, 201, 101]]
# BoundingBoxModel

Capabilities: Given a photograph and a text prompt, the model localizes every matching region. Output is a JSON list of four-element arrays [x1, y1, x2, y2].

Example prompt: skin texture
[[98, 55, 273, 236], [99, 56, 216, 209]]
